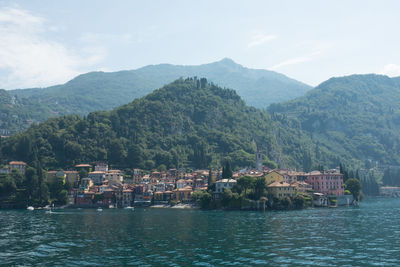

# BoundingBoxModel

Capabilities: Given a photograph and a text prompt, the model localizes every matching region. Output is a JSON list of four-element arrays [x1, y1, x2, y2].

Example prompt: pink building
[[305, 171, 344, 196]]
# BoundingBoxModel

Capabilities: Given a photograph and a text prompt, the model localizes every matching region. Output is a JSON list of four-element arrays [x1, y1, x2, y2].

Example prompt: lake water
[[1, 198, 400, 266]]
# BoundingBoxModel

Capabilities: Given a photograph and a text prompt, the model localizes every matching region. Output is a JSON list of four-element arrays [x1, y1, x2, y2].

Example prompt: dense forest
[[269, 74, 400, 168], [0, 78, 322, 172], [3, 58, 310, 134]]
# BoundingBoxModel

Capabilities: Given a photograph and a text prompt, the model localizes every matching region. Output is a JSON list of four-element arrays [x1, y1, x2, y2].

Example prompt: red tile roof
[[9, 161, 27, 165], [75, 164, 91, 168]]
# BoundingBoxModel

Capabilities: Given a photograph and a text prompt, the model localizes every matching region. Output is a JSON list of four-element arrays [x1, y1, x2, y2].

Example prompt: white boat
[[97, 207, 103, 212], [108, 205, 115, 209], [124, 206, 134, 210], [27, 206, 34, 211]]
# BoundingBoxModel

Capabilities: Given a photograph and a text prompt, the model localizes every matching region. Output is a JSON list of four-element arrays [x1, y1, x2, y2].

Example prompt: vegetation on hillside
[[0, 89, 56, 134], [0, 78, 317, 172], [269, 74, 400, 168]]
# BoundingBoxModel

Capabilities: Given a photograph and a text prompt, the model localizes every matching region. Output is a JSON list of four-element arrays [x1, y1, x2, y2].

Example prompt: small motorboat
[[97, 207, 103, 212], [124, 206, 134, 210], [27, 206, 34, 211]]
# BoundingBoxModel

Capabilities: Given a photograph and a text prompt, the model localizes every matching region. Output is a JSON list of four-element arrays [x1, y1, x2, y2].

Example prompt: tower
[[256, 145, 263, 171]]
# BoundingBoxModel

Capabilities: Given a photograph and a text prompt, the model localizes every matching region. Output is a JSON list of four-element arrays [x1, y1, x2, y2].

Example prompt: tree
[[57, 189, 68, 205], [302, 150, 312, 172], [0, 174, 16, 198], [345, 178, 362, 201], [192, 190, 213, 209], [236, 176, 254, 197], [293, 194, 306, 209], [25, 167, 39, 204], [220, 188, 233, 207], [253, 177, 266, 200], [222, 161, 232, 179], [126, 144, 143, 168], [109, 139, 127, 166]]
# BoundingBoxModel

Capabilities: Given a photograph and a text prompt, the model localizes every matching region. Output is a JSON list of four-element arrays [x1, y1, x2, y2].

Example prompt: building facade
[[305, 171, 344, 196]]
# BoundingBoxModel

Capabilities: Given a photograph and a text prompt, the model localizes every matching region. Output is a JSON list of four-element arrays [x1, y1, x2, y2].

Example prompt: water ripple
[[1, 198, 400, 265]]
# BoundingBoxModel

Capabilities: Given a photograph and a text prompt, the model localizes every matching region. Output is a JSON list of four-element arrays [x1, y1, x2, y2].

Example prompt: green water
[[1, 198, 400, 266]]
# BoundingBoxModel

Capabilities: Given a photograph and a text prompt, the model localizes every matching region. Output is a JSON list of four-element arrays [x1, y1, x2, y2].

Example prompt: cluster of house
[[219, 168, 345, 206], [2, 160, 347, 207], [45, 162, 346, 207], [46, 162, 214, 208]]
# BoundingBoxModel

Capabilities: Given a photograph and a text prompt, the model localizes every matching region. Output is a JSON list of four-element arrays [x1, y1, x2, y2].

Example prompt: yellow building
[[292, 181, 313, 193], [267, 181, 296, 198], [46, 170, 79, 186], [172, 186, 193, 203], [264, 171, 284, 185], [64, 171, 79, 185]]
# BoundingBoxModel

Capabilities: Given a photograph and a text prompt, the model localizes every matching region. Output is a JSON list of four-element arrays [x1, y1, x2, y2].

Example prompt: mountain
[[0, 89, 53, 135], [0, 78, 315, 171], [4, 58, 311, 134], [268, 74, 400, 168]]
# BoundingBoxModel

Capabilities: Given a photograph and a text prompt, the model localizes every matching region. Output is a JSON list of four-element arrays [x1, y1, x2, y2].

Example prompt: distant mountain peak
[[218, 57, 237, 64], [215, 58, 242, 67]]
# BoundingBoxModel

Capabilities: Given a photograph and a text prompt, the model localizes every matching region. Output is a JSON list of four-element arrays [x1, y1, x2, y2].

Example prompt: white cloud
[[247, 33, 277, 48], [0, 7, 106, 89], [380, 64, 400, 77], [270, 51, 321, 70]]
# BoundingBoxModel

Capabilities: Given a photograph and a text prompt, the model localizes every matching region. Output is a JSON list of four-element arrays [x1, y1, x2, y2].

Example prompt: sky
[[1, 0, 400, 89]]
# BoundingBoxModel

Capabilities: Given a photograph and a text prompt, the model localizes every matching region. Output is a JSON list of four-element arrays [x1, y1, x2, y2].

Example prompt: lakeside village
[[1, 159, 362, 211]]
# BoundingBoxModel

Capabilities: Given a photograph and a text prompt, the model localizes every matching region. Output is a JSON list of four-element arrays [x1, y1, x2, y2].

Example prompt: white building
[[95, 162, 108, 172], [156, 182, 166, 192], [88, 171, 105, 185], [122, 189, 133, 207], [176, 179, 186, 189], [105, 170, 123, 185], [215, 179, 237, 193]]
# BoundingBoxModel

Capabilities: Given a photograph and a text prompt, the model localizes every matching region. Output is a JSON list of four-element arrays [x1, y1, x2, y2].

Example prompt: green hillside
[[268, 74, 400, 167], [0, 78, 316, 171], [0, 89, 55, 135], [4, 59, 310, 134]]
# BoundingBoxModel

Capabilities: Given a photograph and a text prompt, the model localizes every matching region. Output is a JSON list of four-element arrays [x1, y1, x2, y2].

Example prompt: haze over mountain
[[1, 58, 310, 134], [269, 74, 400, 168]]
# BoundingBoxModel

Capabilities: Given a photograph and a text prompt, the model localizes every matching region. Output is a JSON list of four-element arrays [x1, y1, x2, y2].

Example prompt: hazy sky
[[1, 0, 400, 89]]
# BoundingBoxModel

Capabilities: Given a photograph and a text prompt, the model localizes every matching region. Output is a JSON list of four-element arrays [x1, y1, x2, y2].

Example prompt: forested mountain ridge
[[0, 78, 321, 171], [268, 74, 400, 167], [3, 59, 310, 134]]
